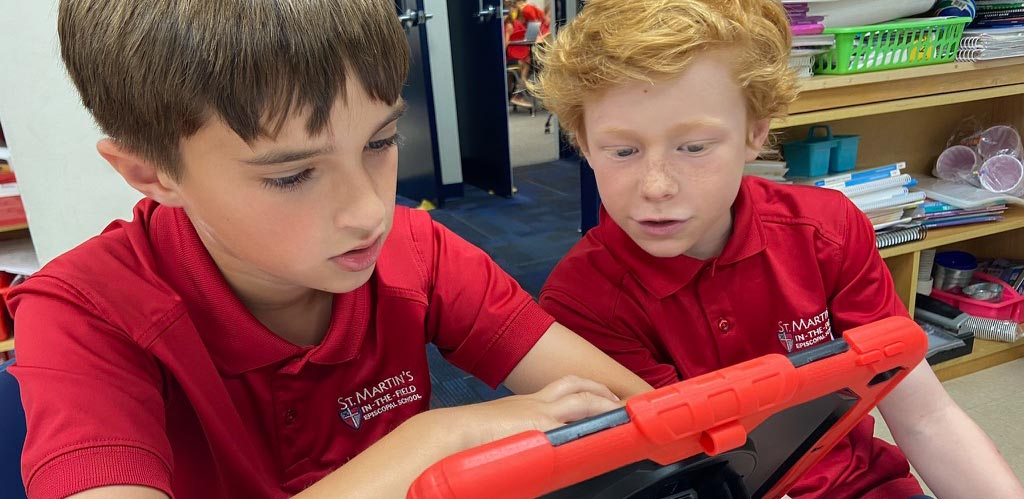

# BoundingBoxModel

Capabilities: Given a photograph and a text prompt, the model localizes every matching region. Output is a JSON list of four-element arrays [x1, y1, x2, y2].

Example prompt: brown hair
[[534, 0, 797, 148], [59, 0, 410, 179]]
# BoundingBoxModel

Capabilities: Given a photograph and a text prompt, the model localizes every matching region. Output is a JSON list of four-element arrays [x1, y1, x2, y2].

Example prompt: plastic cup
[[934, 145, 981, 184], [978, 154, 1024, 196], [978, 125, 1022, 159]]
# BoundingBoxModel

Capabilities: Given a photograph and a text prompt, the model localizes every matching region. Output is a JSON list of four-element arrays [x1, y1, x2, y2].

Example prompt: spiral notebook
[[876, 223, 928, 250], [957, 26, 1024, 61]]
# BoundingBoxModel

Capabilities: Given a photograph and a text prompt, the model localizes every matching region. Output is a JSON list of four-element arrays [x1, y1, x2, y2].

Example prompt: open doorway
[[502, 0, 560, 168]]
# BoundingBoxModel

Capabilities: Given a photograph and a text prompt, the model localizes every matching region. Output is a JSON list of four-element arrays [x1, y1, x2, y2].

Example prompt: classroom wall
[[0, 0, 142, 265]]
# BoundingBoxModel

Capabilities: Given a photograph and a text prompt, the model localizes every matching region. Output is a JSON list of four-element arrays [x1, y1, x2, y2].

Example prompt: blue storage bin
[[783, 125, 860, 177], [783, 125, 834, 177], [828, 131, 859, 172]]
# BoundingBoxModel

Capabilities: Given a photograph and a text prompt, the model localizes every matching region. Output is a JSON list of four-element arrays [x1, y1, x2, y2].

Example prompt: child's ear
[[745, 118, 772, 162], [97, 139, 185, 207]]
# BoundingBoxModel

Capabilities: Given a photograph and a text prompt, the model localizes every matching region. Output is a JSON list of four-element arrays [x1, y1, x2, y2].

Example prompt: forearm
[[887, 403, 1024, 498], [504, 322, 653, 399], [298, 409, 468, 499], [299, 374, 626, 498], [878, 362, 1024, 498]]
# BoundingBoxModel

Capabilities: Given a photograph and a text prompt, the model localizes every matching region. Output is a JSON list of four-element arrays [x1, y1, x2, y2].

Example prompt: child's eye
[[367, 134, 401, 153], [681, 143, 708, 154], [613, 147, 638, 158], [262, 168, 314, 191]]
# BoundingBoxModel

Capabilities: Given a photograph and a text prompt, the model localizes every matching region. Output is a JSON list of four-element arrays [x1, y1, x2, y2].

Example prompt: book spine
[[858, 191, 927, 212], [971, 18, 1024, 28], [975, 9, 1024, 20], [814, 166, 903, 187], [834, 175, 914, 197], [850, 187, 910, 207], [977, 3, 1024, 11]]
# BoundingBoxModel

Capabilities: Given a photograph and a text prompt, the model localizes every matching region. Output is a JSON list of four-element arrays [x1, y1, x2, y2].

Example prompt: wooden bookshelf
[[777, 59, 1024, 379], [0, 224, 28, 234], [787, 59, 1024, 114], [879, 207, 1024, 259], [0, 338, 13, 353], [778, 83, 1024, 128], [933, 337, 1024, 382]]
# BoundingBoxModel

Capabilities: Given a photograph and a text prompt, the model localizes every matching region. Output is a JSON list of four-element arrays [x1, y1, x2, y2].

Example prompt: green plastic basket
[[814, 17, 970, 75]]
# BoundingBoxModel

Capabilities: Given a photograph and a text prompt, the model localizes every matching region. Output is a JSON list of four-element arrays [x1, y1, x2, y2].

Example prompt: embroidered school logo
[[778, 331, 795, 353], [777, 310, 834, 353], [336, 370, 423, 430], [339, 405, 364, 430]]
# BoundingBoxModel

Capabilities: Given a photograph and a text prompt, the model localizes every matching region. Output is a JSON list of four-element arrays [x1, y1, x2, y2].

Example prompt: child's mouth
[[331, 236, 384, 272], [636, 219, 686, 237]]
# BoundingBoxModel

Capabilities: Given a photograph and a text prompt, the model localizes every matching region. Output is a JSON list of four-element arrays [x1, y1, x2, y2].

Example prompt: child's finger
[[535, 375, 620, 403], [546, 391, 622, 426]]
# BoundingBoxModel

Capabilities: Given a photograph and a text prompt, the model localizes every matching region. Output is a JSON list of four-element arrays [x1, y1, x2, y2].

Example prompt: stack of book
[[958, 25, 1024, 61], [744, 160, 789, 183], [970, 1, 1024, 29], [784, 2, 833, 78], [790, 162, 925, 229], [909, 199, 1008, 229], [784, 2, 825, 35]]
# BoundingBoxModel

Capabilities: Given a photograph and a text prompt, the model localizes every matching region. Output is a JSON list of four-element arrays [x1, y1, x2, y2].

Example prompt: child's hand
[[445, 375, 623, 447]]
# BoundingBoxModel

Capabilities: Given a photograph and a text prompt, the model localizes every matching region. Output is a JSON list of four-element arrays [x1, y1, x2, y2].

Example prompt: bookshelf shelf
[[0, 224, 28, 234], [777, 58, 1024, 380], [796, 59, 1024, 93], [777, 83, 1024, 128], [786, 59, 1024, 117], [0, 338, 13, 353], [880, 207, 1024, 259], [933, 337, 1024, 382]]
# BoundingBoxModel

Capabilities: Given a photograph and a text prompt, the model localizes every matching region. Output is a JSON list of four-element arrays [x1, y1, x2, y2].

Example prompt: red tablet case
[[408, 316, 927, 499]]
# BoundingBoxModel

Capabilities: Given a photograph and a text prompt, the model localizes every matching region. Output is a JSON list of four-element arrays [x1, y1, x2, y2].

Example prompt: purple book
[[791, 23, 825, 36], [790, 16, 825, 25], [923, 215, 1004, 228]]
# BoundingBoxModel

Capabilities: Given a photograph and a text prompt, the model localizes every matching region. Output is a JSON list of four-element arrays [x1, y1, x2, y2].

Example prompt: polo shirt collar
[[597, 177, 767, 299], [151, 205, 370, 375]]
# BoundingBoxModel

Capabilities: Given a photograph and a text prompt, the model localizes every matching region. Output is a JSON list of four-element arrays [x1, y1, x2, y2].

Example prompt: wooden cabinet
[[774, 59, 1024, 381]]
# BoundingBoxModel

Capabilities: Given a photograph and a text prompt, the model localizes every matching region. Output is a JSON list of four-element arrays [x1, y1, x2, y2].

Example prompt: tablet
[[409, 316, 926, 499]]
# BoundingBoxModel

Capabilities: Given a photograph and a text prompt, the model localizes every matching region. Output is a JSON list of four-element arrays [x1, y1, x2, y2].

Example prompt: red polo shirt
[[520, 3, 550, 36], [9, 199, 553, 499], [541, 176, 922, 499]]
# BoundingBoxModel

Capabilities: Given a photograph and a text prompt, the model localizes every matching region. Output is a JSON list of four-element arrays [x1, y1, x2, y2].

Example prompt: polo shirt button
[[284, 408, 298, 424], [718, 318, 731, 333]]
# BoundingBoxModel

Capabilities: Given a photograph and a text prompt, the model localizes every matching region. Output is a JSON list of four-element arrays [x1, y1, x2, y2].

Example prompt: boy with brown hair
[[8, 1, 652, 498], [536, 0, 1024, 497]]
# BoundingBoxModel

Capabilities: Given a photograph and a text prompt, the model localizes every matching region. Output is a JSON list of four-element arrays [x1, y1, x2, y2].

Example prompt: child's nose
[[333, 169, 386, 233], [640, 160, 678, 201]]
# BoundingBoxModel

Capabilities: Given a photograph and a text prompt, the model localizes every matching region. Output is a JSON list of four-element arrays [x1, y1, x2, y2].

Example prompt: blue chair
[[0, 358, 27, 499]]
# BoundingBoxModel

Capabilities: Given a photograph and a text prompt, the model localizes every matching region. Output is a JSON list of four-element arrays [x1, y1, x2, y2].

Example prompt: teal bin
[[783, 125, 859, 177], [783, 126, 834, 177]]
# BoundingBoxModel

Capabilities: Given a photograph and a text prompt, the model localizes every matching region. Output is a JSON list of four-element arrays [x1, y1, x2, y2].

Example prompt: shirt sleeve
[[8, 276, 173, 499], [540, 277, 680, 389], [425, 220, 554, 388], [827, 200, 909, 334]]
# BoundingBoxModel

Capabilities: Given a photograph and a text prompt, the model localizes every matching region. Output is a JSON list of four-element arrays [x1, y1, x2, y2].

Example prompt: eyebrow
[[242, 101, 408, 166], [668, 118, 729, 134], [597, 118, 729, 138]]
